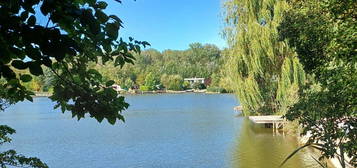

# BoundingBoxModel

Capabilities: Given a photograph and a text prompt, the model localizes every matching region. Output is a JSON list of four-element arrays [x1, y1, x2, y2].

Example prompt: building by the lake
[[184, 77, 211, 87], [184, 77, 205, 84]]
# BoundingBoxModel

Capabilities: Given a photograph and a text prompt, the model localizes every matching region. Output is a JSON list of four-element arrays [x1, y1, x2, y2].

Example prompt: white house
[[184, 78, 205, 85]]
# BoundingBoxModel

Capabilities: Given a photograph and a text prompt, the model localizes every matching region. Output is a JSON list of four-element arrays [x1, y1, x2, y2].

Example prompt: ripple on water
[[0, 94, 320, 168]]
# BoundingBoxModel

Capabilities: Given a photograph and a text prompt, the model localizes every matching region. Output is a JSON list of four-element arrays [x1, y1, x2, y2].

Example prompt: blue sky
[[105, 0, 227, 51]]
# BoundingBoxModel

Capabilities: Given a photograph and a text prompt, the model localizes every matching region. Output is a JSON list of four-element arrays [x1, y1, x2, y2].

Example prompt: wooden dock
[[248, 115, 285, 132], [34, 92, 52, 97]]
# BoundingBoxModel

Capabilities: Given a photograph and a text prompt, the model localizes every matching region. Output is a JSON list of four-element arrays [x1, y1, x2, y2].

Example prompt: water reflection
[[232, 118, 320, 168], [0, 95, 321, 167]]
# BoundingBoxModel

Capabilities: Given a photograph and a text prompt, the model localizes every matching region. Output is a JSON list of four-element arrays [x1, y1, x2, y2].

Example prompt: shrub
[[145, 72, 159, 91], [182, 81, 190, 90], [160, 74, 184, 91], [123, 78, 134, 90], [207, 87, 227, 93], [192, 82, 206, 90], [139, 86, 150, 91]]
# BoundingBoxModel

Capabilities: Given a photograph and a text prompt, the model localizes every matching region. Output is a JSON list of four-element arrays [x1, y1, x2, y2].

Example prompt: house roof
[[184, 78, 205, 80]]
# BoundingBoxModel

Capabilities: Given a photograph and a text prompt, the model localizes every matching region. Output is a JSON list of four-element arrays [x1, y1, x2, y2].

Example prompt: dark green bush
[[192, 82, 206, 90]]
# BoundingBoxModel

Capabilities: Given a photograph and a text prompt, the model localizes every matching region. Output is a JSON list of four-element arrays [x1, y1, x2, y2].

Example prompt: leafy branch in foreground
[[1, 0, 149, 125], [279, 0, 357, 167], [1, 0, 148, 167], [0, 125, 48, 168]]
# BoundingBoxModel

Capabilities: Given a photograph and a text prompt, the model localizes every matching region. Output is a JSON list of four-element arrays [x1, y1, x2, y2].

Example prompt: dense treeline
[[17, 43, 230, 92], [92, 43, 229, 91]]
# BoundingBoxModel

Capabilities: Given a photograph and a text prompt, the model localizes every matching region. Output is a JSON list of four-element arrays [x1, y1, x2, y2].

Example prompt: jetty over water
[[34, 92, 52, 97], [248, 115, 285, 132]]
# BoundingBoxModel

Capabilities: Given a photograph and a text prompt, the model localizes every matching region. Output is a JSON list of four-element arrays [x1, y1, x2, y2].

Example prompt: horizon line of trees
[[13, 43, 232, 93]]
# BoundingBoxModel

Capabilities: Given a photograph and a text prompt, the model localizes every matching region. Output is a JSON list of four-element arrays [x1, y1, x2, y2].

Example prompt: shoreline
[[33, 90, 231, 97], [122, 89, 227, 95], [299, 133, 352, 168]]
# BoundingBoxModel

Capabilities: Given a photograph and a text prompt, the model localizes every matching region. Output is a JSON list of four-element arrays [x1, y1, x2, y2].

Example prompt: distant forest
[[15, 43, 232, 92]]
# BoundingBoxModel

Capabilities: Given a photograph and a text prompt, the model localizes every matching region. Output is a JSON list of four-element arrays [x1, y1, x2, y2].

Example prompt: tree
[[160, 74, 184, 91], [0, 125, 48, 168], [279, 0, 357, 167], [144, 72, 157, 91], [123, 78, 134, 90], [135, 73, 146, 86], [222, 0, 306, 116], [192, 82, 206, 90], [1, 0, 149, 124], [73, 43, 225, 92], [36, 67, 55, 92], [0, 0, 148, 167]]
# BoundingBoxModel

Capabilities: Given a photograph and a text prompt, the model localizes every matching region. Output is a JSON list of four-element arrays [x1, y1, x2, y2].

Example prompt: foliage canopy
[[222, 0, 306, 116], [0, 0, 147, 166], [0, 0, 148, 125], [93, 43, 224, 91], [279, 0, 357, 167]]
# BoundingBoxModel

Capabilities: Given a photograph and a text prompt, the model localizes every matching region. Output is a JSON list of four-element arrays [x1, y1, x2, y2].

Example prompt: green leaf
[[26, 47, 41, 60], [42, 57, 52, 67], [106, 80, 115, 87], [61, 105, 66, 113], [118, 114, 125, 122], [134, 45, 141, 53], [28, 62, 43, 76], [107, 117, 116, 125], [1, 65, 16, 79], [95, 10, 109, 23], [94, 114, 104, 123], [142, 41, 150, 47], [11, 60, 28, 70], [26, 95, 33, 102], [7, 79, 19, 86], [109, 15, 122, 24], [114, 56, 124, 67], [96, 1, 108, 9], [106, 23, 119, 39], [20, 74, 32, 82], [20, 11, 29, 21], [27, 15, 36, 26]]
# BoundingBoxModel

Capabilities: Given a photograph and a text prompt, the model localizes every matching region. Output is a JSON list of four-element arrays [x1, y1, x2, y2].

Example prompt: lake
[[0, 93, 319, 168]]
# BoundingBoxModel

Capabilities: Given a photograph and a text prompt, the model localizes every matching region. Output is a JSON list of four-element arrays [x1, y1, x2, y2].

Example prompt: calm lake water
[[0, 93, 319, 168]]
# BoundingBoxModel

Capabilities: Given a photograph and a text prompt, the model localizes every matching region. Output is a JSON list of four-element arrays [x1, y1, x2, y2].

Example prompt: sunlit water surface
[[0, 94, 319, 168]]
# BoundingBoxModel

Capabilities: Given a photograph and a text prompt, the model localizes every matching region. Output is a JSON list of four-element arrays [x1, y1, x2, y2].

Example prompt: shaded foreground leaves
[[1, 0, 148, 167], [0, 125, 48, 168]]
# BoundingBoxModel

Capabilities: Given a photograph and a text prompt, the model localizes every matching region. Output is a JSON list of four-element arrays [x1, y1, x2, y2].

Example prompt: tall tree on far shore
[[222, 0, 305, 116]]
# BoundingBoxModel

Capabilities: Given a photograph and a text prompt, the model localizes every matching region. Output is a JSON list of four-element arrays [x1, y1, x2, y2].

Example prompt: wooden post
[[273, 123, 275, 135]]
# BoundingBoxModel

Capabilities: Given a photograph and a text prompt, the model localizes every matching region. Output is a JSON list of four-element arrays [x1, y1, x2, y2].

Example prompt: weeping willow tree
[[222, 0, 305, 116]]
